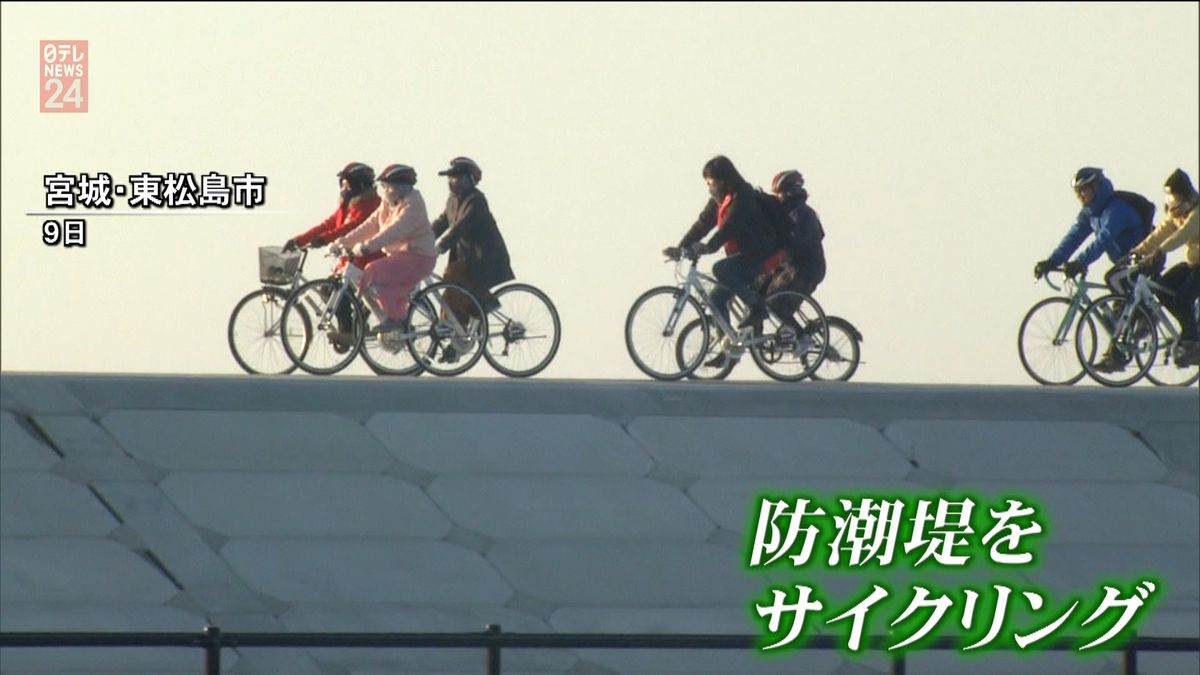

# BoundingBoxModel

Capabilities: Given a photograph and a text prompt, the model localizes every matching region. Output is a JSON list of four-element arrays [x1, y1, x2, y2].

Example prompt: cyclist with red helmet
[[284, 162, 382, 256], [331, 164, 437, 334], [431, 157, 515, 328]]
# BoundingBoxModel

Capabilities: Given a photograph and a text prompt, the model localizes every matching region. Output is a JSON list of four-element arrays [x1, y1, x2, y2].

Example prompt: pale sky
[[2, 2, 1198, 384]]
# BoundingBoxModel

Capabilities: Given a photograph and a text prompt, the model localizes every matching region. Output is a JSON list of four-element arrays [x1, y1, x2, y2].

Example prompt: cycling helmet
[[336, 162, 375, 184], [437, 156, 483, 182], [1072, 167, 1103, 190], [770, 170, 805, 195], [377, 163, 417, 185], [1164, 168, 1196, 199]]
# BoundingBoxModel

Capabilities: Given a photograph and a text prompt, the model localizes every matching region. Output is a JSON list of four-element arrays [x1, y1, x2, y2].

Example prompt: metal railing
[[2, 625, 1197, 674]]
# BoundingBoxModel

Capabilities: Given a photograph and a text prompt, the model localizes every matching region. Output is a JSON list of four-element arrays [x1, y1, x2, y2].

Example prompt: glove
[[282, 239, 298, 253], [1063, 260, 1086, 279], [686, 241, 710, 258], [351, 243, 370, 258], [1033, 259, 1052, 280], [662, 246, 682, 260], [310, 236, 326, 248]]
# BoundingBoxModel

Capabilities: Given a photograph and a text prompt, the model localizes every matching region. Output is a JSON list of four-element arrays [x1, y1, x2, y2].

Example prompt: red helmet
[[337, 162, 374, 182], [378, 163, 417, 186], [437, 156, 483, 183], [770, 170, 804, 195]]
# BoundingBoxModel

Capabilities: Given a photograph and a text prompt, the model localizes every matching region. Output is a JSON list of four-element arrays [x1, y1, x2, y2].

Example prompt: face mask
[[340, 187, 353, 200]]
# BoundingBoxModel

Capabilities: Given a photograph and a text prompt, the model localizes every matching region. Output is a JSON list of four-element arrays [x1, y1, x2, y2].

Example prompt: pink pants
[[360, 251, 436, 321]]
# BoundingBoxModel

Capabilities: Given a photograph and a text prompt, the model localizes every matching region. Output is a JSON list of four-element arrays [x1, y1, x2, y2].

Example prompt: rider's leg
[[362, 252, 438, 331], [713, 253, 764, 327]]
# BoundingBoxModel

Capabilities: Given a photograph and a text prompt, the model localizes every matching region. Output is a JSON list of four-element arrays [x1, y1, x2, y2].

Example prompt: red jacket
[[293, 192, 382, 247]]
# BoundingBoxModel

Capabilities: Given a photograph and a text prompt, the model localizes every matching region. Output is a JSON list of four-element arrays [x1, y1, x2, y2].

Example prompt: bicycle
[[278, 253, 487, 377], [1017, 268, 1108, 386], [626, 249, 829, 382], [1074, 263, 1200, 387], [480, 282, 562, 378], [226, 246, 311, 375]]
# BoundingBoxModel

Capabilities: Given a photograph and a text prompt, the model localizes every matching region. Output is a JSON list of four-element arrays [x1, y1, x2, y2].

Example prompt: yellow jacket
[[1131, 203, 1198, 267]]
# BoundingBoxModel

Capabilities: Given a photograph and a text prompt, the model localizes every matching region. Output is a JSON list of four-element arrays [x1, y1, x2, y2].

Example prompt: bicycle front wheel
[[679, 317, 733, 380], [625, 286, 708, 381], [1018, 297, 1087, 386], [483, 283, 561, 378], [406, 281, 488, 377], [750, 291, 829, 382], [1075, 295, 1157, 387], [228, 287, 307, 375], [809, 316, 861, 382], [282, 278, 364, 375]]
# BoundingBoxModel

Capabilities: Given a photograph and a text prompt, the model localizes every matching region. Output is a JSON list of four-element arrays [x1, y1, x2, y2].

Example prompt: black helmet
[[1072, 167, 1103, 190], [378, 163, 417, 186], [337, 162, 375, 184], [437, 156, 483, 183]]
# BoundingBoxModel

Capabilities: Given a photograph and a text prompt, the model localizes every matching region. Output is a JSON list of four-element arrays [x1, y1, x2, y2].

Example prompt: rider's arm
[[1133, 209, 1197, 258], [678, 199, 717, 247], [1048, 212, 1093, 267], [361, 196, 432, 252], [322, 194, 382, 243], [431, 209, 449, 239], [334, 206, 381, 249], [436, 192, 491, 251], [1074, 199, 1143, 266], [292, 206, 340, 248]]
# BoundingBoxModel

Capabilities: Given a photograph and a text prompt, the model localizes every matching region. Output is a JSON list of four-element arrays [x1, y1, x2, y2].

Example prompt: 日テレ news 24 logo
[[40, 40, 87, 113]]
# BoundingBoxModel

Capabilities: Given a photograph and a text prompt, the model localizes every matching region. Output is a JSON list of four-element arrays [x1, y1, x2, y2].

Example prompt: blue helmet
[[1072, 167, 1104, 190]]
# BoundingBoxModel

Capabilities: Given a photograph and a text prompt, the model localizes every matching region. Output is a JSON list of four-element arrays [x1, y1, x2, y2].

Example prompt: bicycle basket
[[258, 246, 302, 285]]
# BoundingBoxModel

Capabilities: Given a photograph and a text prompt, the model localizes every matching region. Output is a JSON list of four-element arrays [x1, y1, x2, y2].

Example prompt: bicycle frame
[[1112, 273, 1183, 350], [668, 258, 771, 351], [1042, 271, 1107, 345]]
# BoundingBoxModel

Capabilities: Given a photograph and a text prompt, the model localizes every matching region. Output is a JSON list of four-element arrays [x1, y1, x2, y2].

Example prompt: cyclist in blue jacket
[[1033, 167, 1151, 288]]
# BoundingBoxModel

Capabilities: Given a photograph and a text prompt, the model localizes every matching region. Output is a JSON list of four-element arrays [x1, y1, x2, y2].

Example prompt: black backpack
[[754, 188, 823, 251], [1112, 190, 1156, 232]]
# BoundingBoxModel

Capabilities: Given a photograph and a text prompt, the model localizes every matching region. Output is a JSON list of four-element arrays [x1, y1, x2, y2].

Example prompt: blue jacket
[[1048, 176, 1148, 267]]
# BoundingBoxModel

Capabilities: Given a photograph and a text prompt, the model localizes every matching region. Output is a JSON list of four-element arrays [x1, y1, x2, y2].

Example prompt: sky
[[2, 2, 1198, 384]]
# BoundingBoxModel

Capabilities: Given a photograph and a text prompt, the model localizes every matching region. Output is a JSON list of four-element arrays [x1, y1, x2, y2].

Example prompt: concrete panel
[[885, 420, 1166, 481], [955, 482, 1200, 545], [0, 473, 119, 536], [428, 476, 713, 539], [101, 410, 393, 472], [367, 413, 653, 475], [160, 473, 452, 538], [488, 542, 759, 606], [0, 539, 178, 603], [550, 607, 758, 634], [0, 411, 58, 470], [221, 540, 513, 604], [628, 417, 910, 478], [571, 647, 842, 674]]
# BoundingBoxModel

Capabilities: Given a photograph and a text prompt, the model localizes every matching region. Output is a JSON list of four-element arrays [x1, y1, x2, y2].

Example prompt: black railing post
[[1123, 634, 1137, 675], [202, 624, 221, 675], [484, 624, 502, 675], [891, 652, 906, 675]]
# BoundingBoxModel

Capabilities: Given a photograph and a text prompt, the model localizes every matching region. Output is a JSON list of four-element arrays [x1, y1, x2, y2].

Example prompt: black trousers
[[1156, 263, 1200, 341]]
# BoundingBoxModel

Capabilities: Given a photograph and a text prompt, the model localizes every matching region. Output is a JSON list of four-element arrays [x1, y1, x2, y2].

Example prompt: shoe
[[704, 353, 732, 369], [1175, 340, 1200, 367], [1092, 353, 1128, 373], [370, 317, 406, 334], [327, 331, 355, 354], [438, 345, 460, 364]]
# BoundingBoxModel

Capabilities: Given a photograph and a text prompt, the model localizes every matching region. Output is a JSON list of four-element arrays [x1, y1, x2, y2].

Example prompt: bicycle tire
[[1144, 309, 1200, 387], [1075, 294, 1156, 387], [1018, 297, 1087, 386], [483, 283, 562, 378], [406, 281, 488, 377], [809, 316, 861, 382], [625, 286, 708, 381], [227, 287, 309, 375], [750, 290, 829, 382], [679, 317, 734, 380], [281, 278, 364, 375]]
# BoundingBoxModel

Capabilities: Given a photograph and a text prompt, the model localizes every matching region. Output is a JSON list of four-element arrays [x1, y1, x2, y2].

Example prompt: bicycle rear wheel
[[406, 281, 487, 377], [1145, 311, 1200, 386], [1018, 297, 1087, 386], [626, 286, 708, 381], [228, 287, 308, 375], [1075, 295, 1156, 387], [809, 316, 861, 382], [483, 283, 561, 378], [281, 278, 364, 375], [750, 291, 829, 382]]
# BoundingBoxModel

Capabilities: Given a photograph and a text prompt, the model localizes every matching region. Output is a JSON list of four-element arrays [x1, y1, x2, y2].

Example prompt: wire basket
[[258, 246, 302, 285]]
